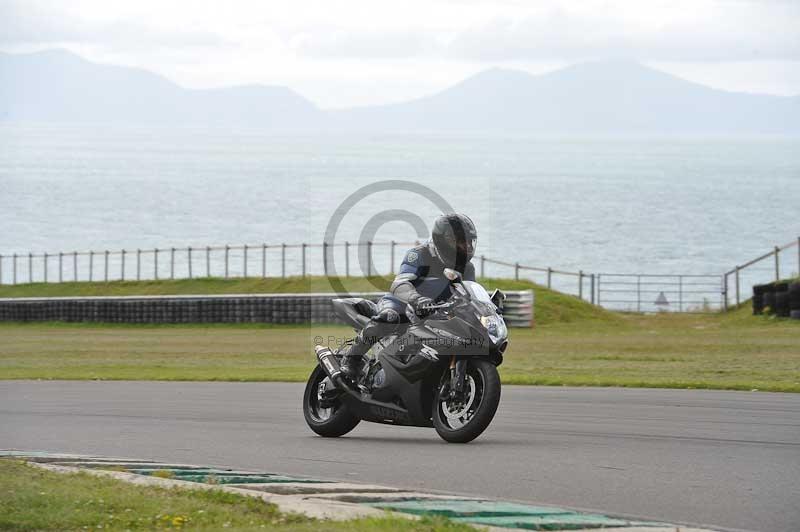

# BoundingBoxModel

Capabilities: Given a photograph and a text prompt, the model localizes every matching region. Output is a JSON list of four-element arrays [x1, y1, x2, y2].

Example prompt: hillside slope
[[0, 49, 322, 127]]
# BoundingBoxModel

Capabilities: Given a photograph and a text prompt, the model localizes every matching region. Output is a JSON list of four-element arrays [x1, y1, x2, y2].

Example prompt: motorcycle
[[303, 268, 508, 443]]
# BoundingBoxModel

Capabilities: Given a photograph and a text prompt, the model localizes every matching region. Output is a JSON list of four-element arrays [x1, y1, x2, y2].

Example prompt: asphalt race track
[[2, 381, 798, 532]]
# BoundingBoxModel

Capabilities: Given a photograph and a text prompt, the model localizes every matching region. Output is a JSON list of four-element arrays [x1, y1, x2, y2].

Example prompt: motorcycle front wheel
[[303, 365, 360, 437], [432, 359, 501, 443]]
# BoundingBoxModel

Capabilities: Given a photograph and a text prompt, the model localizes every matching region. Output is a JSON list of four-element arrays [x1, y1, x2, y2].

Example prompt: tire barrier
[[773, 282, 790, 318], [762, 287, 777, 314], [503, 290, 535, 327], [0, 290, 535, 327], [789, 282, 800, 320], [775, 291, 791, 318], [789, 282, 800, 311], [752, 284, 768, 314], [754, 281, 798, 318]]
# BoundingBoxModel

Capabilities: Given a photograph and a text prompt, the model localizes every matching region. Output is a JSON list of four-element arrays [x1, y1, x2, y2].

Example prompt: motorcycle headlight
[[480, 315, 507, 343]]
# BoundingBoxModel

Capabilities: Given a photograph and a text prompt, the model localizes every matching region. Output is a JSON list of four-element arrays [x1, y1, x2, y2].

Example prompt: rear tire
[[303, 365, 360, 437], [432, 359, 501, 443]]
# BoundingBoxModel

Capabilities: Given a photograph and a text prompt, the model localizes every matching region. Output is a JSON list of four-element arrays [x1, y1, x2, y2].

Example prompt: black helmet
[[430, 213, 477, 269]]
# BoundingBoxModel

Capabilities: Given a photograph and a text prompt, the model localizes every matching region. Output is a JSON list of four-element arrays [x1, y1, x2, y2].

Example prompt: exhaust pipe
[[315, 345, 342, 380], [314, 345, 409, 419]]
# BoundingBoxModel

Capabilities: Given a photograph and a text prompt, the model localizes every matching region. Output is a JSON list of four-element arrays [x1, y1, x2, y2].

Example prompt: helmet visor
[[456, 236, 477, 259]]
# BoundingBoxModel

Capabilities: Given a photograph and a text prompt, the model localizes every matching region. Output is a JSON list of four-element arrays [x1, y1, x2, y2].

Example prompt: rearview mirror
[[490, 288, 506, 310]]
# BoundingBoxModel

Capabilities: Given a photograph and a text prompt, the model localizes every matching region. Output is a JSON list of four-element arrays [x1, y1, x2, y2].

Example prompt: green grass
[[0, 460, 474, 531], [0, 277, 798, 392], [0, 306, 797, 391]]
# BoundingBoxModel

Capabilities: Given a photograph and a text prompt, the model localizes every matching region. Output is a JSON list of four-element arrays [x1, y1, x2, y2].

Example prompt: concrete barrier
[[0, 290, 534, 327]]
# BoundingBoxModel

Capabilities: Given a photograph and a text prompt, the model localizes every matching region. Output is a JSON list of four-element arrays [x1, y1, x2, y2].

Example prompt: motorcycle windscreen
[[462, 281, 497, 315]]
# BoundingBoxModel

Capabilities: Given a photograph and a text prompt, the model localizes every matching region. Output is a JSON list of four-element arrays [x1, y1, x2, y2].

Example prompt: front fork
[[449, 356, 468, 399]]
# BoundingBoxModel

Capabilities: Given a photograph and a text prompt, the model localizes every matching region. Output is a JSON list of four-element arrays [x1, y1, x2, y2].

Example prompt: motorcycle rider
[[339, 213, 478, 380]]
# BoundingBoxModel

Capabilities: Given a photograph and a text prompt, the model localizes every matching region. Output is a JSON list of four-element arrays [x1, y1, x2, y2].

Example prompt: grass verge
[[0, 277, 797, 392], [0, 304, 797, 391], [0, 460, 473, 531]]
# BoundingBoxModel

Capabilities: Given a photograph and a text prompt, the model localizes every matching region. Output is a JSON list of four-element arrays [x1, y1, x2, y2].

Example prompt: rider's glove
[[411, 295, 434, 317]]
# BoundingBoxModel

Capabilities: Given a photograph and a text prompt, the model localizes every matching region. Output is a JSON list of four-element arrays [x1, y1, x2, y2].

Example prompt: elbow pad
[[391, 279, 419, 303]]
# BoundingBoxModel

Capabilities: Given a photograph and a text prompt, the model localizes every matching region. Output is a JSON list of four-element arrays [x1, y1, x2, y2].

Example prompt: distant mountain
[[333, 61, 800, 135], [0, 49, 322, 128], [1, 49, 798, 135]]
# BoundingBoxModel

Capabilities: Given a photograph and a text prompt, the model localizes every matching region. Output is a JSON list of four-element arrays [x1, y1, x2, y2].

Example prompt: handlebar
[[420, 300, 455, 311]]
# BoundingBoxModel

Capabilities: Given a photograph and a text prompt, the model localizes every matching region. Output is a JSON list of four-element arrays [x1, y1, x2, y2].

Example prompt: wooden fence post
[[636, 275, 641, 312], [225, 245, 229, 278], [722, 273, 728, 311]]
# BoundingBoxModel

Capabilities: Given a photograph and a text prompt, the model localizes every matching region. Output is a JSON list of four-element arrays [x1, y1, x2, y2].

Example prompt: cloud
[[2, 0, 797, 104], [282, 1, 800, 63], [446, 5, 800, 62], [290, 28, 443, 59], [3, 0, 798, 62], [0, 0, 229, 51]]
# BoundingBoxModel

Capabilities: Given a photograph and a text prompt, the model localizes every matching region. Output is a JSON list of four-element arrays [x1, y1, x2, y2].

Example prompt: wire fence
[[1, 237, 797, 313], [0, 241, 588, 296], [723, 237, 800, 310], [597, 274, 724, 313]]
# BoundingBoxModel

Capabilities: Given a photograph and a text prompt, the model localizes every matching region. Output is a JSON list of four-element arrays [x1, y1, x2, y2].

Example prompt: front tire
[[432, 359, 501, 443], [303, 365, 360, 437]]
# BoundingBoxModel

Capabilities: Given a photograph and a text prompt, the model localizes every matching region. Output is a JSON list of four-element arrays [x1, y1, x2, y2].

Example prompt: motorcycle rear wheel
[[432, 359, 501, 443], [303, 365, 360, 437]]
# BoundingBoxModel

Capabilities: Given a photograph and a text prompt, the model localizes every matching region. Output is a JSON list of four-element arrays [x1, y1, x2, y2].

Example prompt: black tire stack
[[790, 282, 800, 320], [752, 284, 768, 314], [754, 280, 800, 319]]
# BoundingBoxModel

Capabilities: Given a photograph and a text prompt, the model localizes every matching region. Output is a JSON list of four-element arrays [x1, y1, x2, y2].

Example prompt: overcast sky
[[2, 0, 799, 108]]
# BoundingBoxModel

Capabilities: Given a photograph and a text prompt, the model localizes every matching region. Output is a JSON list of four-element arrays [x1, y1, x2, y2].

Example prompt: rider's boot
[[339, 338, 368, 382]]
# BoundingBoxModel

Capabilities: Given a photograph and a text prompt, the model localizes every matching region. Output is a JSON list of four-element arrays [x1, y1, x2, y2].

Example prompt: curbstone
[[4, 451, 718, 532]]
